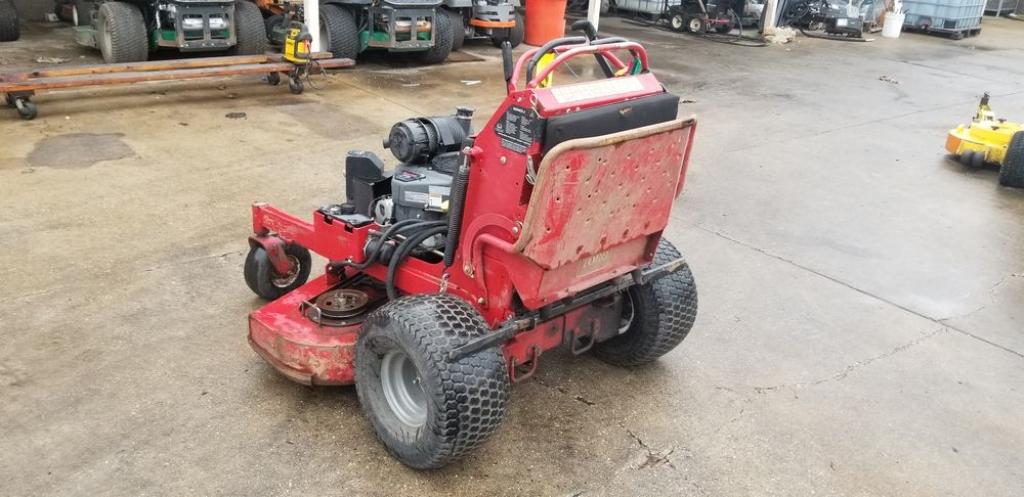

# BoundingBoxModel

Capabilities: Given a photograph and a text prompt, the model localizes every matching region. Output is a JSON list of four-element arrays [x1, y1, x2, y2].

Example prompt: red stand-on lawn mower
[[243, 24, 699, 469]]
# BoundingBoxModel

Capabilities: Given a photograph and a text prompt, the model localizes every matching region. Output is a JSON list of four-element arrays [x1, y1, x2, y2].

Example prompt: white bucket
[[882, 13, 905, 38]]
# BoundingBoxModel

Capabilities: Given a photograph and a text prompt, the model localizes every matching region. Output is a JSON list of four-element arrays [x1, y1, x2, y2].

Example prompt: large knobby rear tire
[[0, 0, 21, 42], [320, 4, 360, 60], [592, 239, 698, 367], [998, 131, 1024, 188], [355, 295, 510, 469], [445, 8, 465, 51], [228, 1, 267, 56], [97, 2, 147, 63], [418, 8, 454, 64], [243, 243, 312, 300]]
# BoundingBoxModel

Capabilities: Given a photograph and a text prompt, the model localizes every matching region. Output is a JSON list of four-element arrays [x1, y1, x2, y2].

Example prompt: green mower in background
[[73, 0, 268, 63], [259, 0, 523, 65]]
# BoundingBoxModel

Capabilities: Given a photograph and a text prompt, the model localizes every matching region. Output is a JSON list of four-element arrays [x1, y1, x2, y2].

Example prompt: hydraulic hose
[[333, 219, 438, 272], [386, 225, 450, 299]]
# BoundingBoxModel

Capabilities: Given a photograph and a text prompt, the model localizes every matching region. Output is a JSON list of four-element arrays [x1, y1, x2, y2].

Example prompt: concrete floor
[[2, 16, 1023, 497]]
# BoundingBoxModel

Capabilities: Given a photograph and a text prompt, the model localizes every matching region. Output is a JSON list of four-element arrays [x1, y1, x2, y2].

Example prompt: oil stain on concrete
[[27, 133, 134, 169]]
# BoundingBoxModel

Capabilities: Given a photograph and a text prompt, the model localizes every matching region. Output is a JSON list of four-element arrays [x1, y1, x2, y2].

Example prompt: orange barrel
[[525, 0, 568, 46]]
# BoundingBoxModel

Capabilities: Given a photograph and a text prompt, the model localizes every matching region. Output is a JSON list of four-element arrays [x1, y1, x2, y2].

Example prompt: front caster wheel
[[592, 238, 698, 367], [288, 77, 304, 95], [356, 295, 510, 469], [266, 72, 281, 86], [243, 242, 312, 300], [15, 98, 37, 120]]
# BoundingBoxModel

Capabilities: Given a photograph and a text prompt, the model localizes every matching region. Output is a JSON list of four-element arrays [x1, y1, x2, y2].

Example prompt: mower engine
[[243, 28, 699, 470], [376, 108, 472, 224]]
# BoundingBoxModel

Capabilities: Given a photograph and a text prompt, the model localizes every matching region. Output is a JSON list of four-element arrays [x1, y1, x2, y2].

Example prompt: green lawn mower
[[74, 0, 268, 63], [260, 0, 522, 64]]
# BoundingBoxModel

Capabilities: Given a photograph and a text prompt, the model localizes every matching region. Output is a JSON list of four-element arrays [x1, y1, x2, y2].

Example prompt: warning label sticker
[[549, 77, 644, 104], [494, 105, 539, 153]]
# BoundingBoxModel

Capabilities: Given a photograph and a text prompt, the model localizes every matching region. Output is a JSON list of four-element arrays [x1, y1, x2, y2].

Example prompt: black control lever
[[501, 41, 514, 94], [569, 20, 615, 78]]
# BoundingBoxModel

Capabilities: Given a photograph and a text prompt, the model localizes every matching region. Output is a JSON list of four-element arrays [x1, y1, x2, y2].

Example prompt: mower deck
[[249, 274, 388, 385]]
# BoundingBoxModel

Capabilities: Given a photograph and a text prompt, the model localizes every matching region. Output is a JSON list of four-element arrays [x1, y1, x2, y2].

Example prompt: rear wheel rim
[[99, 15, 113, 59], [671, 15, 684, 30], [689, 18, 703, 32], [380, 350, 427, 428]]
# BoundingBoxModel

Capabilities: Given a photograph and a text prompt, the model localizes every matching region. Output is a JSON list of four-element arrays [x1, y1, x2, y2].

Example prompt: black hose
[[332, 219, 435, 272], [386, 225, 449, 299], [444, 160, 471, 268]]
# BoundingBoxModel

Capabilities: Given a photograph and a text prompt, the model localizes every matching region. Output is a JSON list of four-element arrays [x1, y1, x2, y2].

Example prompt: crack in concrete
[[753, 326, 947, 393], [697, 225, 1024, 360], [937, 271, 1022, 322], [533, 378, 597, 407], [619, 422, 677, 470]]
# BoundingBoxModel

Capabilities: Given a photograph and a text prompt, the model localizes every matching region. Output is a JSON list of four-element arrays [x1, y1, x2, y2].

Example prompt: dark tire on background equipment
[[999, 131, 1024, 188], [265, 13, 285, 39], [686, 15, 705, 34], [970, 149, 985, 169], [491, 12, 524, 48], [445, 8, 465, 51], [670, 13, 686, 31], [959, 150, 974, 167], [243, 243, 312, 300], [228, 1, 267, 55], [419, 8, 454, 64], [320, 4, 360, 60], [0, 0, 21, 42], [72, 1, 94, 27], [97, 2, 147, 63], [592, 239, 698, 367], [55, 1, 72, 22], [355, 295, 510, 469], [507, 12, 524, 48]]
